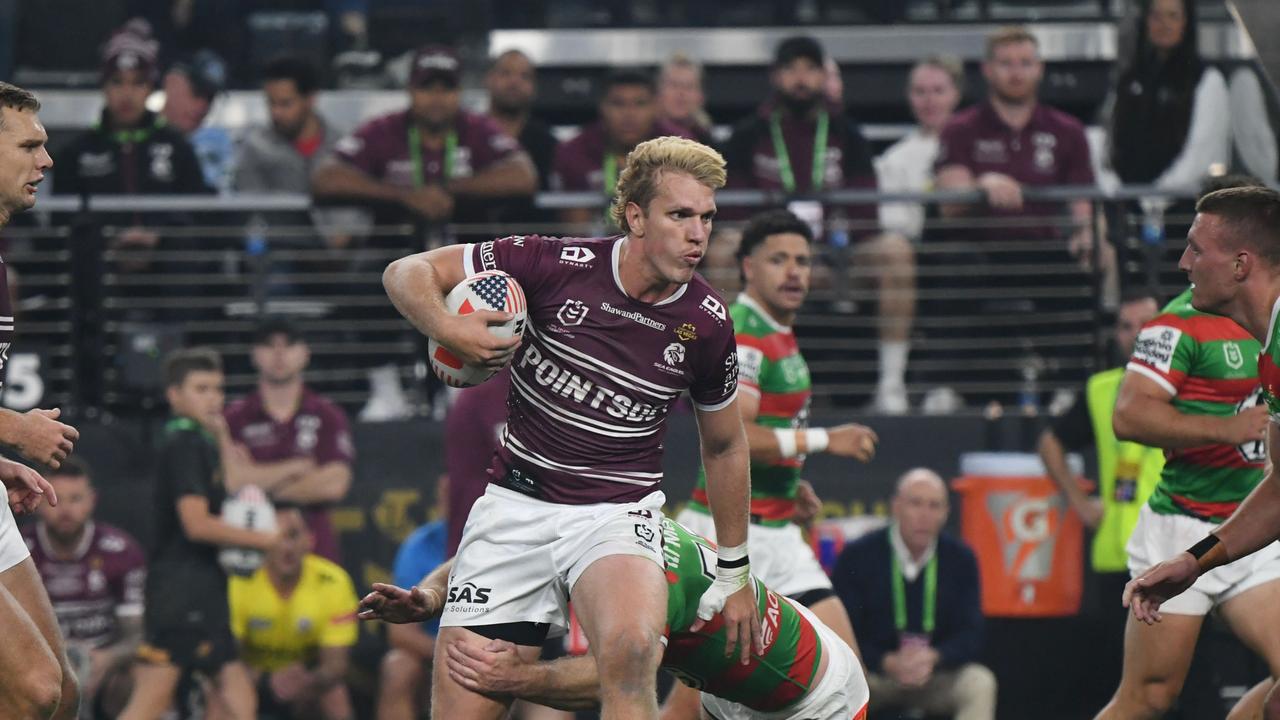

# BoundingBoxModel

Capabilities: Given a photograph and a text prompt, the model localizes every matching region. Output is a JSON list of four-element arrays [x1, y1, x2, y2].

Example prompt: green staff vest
[[1087, 367, 1165, 573]]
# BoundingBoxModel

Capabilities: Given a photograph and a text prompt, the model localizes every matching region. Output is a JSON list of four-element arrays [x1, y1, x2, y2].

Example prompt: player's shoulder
[[681, 274, 733, 331], [300, 388, 349, 420], [356, 109, 407, 135], [1036, 103, 1086, 134], [944, 104, 984, 131]]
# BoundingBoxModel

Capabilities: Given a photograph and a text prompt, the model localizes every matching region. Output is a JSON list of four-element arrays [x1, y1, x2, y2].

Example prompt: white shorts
[[675, 508, 832, 598], [1127, 504, 1280, 615], [700, 601, 869, 720], [0, 500, 29, 574], [441, 485, 665, 637]]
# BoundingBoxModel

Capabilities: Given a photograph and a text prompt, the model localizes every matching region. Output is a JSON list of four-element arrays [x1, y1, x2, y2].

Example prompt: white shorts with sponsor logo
[[1127, 504, 1280, 615], [0, 500, 30, 574], [441, 485, 665, 636], [700, 601, 869, 720], [675, 508, 832, 598]]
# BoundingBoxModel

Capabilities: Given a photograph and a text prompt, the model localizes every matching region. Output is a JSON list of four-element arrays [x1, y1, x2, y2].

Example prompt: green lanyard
[[769, 109, 829, 193], [891, 544, 938, 635], [601, 152, 621, 226], [408, 125, 457, 187]]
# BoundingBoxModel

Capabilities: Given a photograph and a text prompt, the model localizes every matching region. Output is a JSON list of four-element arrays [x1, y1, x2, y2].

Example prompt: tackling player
[[383, 136, 760, 719], [359, 516, 868, 720], [0, 80, 89, 720], [679, 209, 874, 658]]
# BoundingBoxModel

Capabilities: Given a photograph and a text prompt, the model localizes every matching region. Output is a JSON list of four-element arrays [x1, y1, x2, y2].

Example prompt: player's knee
[[52, 667, 80, 720], [955, 664, 997, 706], [1135, 679, 1180, 715], [596, 627, 662, 681]]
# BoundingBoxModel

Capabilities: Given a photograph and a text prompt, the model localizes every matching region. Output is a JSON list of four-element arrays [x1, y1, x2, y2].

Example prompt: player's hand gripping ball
[[219, 485, 276, 576], [429, 270, 527, 387]]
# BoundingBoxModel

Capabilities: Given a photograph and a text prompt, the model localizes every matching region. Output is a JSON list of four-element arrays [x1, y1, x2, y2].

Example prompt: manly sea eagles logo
[[663, 342, 686, 366]]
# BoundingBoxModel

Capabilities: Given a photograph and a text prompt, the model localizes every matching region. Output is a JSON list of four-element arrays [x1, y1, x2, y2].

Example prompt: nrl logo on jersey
[[556, 299, 589, 326], [559, 246, 596, 267]]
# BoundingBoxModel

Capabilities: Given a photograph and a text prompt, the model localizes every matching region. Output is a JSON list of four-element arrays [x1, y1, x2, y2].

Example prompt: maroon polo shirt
[[935, 101, 1095, 239], [722, 101, 879, 231], [224, 387, 356, 562], [333, 108, 521, 189], [445, 369, 512, 556], [550, 120, 694, 193]]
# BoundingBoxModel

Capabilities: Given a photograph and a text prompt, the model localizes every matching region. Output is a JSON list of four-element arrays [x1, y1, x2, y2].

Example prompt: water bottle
[[1019, 352, 1045, 416], [1139, 198, 1166, 247]]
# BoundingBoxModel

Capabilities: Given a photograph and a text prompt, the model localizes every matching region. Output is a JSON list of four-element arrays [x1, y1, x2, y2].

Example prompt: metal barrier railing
[[8, 185, 1201, 417]]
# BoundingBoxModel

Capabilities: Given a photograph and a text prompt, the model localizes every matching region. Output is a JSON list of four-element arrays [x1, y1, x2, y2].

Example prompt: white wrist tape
[[804, 428, 830, 454], [775, 429, 799, 458]]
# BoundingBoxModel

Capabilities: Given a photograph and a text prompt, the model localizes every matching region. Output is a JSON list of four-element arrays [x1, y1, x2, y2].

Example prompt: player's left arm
[[447, 152, 538, 196], [446, 640, 603, 711], [737, 389, 877, 464], [1202, 420, 1280, 568]]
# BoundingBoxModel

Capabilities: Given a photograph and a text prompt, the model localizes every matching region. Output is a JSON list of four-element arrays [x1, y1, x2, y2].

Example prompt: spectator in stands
[[23, 457, 146, 720], [223, 317, 355, 563], [877, 56, 965, 242], [311, 45, 537, 233], [1104, 0, 1227, 195], [485, 49, 557, 192], [724, 35, 916, 414], [161, 50, 234, 193], [833, 468, 996, 720], [551, 69, 692, 229], [377, 477, 447, 720], [229, 504, 358, 720], [234, 54, 364, 249], [935, 26, 1112, 272], [1036, 292, 1160, 711], [657, 53, 712, 145], [56, 20, 213, 271]]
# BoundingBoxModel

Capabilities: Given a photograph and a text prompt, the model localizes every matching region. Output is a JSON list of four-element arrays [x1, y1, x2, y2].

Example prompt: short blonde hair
[[610, 136, 726, 232], [985, 26, 1038, 59]]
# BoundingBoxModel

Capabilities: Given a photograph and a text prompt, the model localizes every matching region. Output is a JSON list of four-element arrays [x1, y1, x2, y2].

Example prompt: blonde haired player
[[384, 136, 761, 719]]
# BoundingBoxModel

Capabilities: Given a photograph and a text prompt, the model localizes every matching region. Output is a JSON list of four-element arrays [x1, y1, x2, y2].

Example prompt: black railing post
[[68, 195, 106, 416]]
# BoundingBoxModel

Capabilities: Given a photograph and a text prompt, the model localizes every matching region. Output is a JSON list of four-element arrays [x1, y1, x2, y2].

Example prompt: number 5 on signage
[[3, 352, 44, 411]]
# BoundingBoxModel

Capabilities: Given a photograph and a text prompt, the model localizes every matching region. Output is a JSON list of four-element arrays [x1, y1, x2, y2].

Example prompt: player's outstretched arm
[[358, 558, 453, 624], [0, 407, 78, 469], [383, 246, 519, 369], [446, 639, 602, 712], [1113, 370, 1266, 449], [736, 391, 876, 464]]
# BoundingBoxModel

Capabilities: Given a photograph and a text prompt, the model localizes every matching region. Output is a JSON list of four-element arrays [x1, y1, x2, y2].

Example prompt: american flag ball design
[[428, 270, 527, 388]]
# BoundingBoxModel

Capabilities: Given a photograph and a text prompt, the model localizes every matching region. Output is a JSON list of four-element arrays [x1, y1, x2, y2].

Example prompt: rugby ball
[[429, 270, 527, 388], [219, 485, 276, 576]]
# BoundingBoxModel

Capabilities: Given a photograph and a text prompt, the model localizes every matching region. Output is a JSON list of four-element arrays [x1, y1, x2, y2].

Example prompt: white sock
[[878, 341, 910, 389]]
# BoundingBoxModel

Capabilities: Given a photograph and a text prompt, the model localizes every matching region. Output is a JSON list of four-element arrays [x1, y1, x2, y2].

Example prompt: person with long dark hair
[[1105, 0, 1229, 192]]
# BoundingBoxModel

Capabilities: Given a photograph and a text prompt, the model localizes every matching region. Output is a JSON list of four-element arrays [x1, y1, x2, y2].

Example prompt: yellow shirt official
[[229, 554, 359, 672]]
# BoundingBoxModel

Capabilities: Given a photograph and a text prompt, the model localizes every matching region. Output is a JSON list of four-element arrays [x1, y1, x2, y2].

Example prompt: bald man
[[832, 469, 996, 720]]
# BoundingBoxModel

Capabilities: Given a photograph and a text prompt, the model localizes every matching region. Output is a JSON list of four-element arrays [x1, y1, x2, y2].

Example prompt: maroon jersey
[[224, 387, 355, 562], [550, 121, 694, 193], [935, 101, 1095, 239], [462, 235, 739, 504], [333, 109, 520, 189], [445, 370, 512, 555], [22, 521, 146, 647]]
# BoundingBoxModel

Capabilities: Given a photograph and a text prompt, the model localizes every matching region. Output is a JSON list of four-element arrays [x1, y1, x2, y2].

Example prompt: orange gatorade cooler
[[952, 452, 1089, 617]]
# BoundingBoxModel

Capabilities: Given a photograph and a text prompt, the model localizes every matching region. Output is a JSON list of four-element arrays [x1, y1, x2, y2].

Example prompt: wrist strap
[[775, 429, 798, 458], [717, 542, 749, 569], [805, 428, 829, 454], [1187, 534, 1220, 560]]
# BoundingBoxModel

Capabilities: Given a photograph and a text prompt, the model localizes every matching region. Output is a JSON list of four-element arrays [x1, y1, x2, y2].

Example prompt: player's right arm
[[382, 245, 519, 369], [0, 407, 78, 469], [1128, 420, 1280, 623], [446, 640, 602, 711], [737, 389, 877, 464], [1112, 370, 1266, 448]]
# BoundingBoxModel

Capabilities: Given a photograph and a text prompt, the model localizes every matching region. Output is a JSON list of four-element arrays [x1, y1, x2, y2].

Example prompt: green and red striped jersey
[[689, 295, 811, 524], [661, 517, 824, 712], [1125, 288, 1264, 521], [1259, 297, 1280, 419]]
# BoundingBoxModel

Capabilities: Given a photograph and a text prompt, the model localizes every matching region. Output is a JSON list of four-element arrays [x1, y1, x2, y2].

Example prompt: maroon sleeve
[[465, 234, 556, 296], [551, 139, 589, 191], [689, 301, 739, 411], [314, 401, 356, 465], [934, 118, 972, 174], [467, 114, 521, 172], [1061, 121, 1096, 185], [333, 118, 390, 178], [223, 403, 248, 443]]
